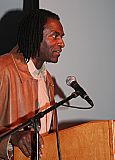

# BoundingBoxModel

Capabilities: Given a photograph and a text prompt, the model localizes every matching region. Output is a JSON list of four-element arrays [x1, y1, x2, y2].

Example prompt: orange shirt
[[0, 47, 55, 131]]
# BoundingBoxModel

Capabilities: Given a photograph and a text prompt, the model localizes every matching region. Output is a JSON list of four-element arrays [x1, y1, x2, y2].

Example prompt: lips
[[53, 49, 62, 53]]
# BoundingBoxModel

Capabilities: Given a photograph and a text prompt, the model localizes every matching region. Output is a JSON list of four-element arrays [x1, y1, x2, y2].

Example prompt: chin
[[52, 59, 58, 63], [49, 58, 58, 63]]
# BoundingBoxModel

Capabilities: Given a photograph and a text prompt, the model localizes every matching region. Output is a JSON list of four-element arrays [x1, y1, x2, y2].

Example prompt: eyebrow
[[54, 31, 65, 37]]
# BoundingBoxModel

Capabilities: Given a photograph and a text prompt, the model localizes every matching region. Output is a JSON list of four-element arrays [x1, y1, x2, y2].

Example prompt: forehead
[[44, 18, 64, 35]]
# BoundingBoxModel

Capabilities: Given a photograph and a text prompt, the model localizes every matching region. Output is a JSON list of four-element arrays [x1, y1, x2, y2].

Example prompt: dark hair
[[17, 9, 60, 61]]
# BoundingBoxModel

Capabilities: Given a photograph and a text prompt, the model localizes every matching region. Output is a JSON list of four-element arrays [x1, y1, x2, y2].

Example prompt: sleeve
[[0, 137, 9, 159], [0, 135, 13, 159], [0, 66, 13, 159], [0, 69, 9, 126]]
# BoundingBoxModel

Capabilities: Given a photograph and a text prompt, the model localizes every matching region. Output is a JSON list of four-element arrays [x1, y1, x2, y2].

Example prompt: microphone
[[66, 76, 94, 107]]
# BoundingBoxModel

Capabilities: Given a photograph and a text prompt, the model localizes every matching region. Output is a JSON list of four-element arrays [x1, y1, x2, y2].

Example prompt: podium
[[14, 120, 115, 160]]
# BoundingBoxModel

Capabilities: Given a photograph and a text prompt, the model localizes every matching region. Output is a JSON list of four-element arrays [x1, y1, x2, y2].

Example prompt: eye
[[52, 34, 59, 39]]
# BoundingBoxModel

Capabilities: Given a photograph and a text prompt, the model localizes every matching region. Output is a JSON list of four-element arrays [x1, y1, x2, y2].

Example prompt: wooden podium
[[14, 120, 115, 160]]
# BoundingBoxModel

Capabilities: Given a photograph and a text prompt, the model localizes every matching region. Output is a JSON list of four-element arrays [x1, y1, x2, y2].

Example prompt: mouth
[[53, 49, 62, 54]]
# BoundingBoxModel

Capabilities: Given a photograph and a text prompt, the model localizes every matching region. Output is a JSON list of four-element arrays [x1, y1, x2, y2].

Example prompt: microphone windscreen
[[66, 76, 76, 86]]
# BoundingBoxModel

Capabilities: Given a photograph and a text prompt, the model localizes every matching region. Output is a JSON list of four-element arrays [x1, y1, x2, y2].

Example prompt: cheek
[[40, 41, 49, 53], [40, 36, 56, 58]]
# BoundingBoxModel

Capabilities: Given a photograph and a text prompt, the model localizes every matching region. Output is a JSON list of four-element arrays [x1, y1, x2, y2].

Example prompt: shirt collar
[[27, 59, 46, 80]]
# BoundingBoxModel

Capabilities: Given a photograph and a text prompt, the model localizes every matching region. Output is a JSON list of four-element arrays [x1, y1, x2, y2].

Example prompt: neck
[[31, 58, 44, 69]]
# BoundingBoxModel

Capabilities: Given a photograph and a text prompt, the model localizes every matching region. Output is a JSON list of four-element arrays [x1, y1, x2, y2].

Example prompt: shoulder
[[0, 52, 12, 62], [0, 53, 13, 71], [0, 46, 19, 72]]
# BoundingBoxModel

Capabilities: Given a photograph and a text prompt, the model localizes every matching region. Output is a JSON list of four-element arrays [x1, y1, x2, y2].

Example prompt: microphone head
[[66, 76, 76, 86]]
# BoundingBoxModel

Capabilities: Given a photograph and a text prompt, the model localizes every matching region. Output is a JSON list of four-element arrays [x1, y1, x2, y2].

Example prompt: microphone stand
[[31, 118, 41, 160], [0, 91, 79, 160]]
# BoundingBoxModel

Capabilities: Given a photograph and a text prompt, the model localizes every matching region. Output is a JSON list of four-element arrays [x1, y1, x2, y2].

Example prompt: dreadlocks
[[17, 9, 60, 62]]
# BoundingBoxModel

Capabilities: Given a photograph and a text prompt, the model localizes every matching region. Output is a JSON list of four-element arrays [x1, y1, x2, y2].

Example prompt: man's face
[[39, 18, 65, 63]]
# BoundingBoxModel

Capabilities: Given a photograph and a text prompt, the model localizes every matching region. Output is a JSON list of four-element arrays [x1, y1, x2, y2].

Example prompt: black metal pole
[[55, 109, 62, 160], [31, 118, 41, 160], [23, 0, 39, 11]]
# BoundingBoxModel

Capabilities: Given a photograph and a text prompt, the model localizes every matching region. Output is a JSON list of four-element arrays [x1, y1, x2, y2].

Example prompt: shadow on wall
[[52, 76, 70, 106], [0, 0, 39, 54], [0, 9, 25, 55]]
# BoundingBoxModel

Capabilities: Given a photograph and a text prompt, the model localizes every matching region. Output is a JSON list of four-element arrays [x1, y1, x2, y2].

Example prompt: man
[[0, 9, 65, 159]]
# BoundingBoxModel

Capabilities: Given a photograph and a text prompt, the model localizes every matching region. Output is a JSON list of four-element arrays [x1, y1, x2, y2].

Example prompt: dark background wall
[[0, 0, 39, 55]]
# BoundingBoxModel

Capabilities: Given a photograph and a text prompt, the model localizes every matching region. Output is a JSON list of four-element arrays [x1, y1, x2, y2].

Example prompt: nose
[[57, 37, 65, 48]]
